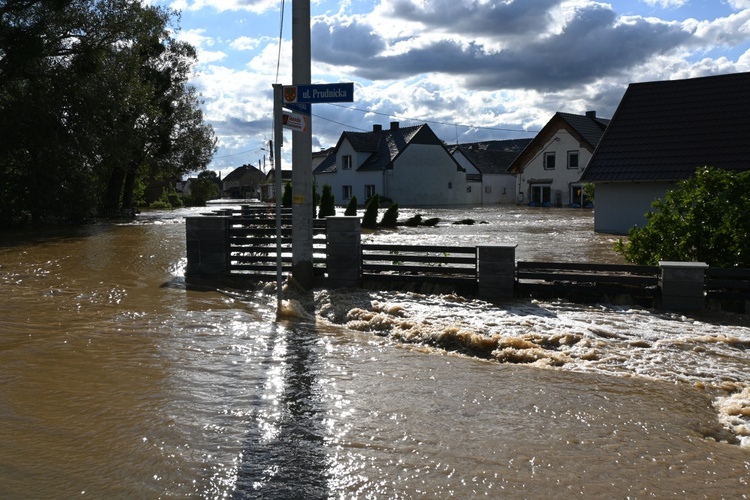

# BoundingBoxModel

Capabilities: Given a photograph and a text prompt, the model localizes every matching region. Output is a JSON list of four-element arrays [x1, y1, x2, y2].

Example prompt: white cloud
[[640, 0, 688, 7]]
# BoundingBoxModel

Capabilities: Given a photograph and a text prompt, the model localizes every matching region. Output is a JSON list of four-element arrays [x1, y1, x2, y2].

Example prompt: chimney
[[390, 121, 400, 130], [373, 124, 382, 132], [585, 110, 596, 118]]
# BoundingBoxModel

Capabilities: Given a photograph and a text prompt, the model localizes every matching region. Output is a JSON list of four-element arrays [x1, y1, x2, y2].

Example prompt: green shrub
[[318, 184, 336, 218], [362, 193, 380, 229], [344, 195, 358, 216], [379, 203, 399, 228]]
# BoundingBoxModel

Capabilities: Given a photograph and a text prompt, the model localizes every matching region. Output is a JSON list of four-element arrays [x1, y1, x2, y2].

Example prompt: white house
[[507, 111, 609, 207], [451, 139, 531, 204], [581, 72, 750, 234], [313, 122, 467, 206]]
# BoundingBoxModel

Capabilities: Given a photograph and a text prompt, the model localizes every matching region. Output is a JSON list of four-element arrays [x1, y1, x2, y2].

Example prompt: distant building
[[222, 164, 265, 199], [581, 72, 750, 234], [507, 111, 609, 207], [313, 122, 467, 206], [451, 139, 531, 204]]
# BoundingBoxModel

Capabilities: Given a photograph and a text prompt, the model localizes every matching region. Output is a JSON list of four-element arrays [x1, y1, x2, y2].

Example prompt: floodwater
[[0, 206, 748, 498]]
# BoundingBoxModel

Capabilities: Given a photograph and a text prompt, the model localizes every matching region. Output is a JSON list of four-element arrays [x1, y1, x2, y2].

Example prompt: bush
[[282, 182, 292, 208], [318, 184, 336, 218], [615, 167, 750, 267], [344, 195, 358, 216], [379, 203, 399, 228], [362, 193, 380, 229]]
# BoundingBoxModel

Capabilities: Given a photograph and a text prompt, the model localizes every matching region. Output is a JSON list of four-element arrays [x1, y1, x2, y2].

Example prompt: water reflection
[[234, 321, 328, 498]]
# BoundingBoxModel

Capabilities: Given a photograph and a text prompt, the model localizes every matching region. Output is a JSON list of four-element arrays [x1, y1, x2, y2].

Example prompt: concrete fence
[[186, 214, 732, 313]]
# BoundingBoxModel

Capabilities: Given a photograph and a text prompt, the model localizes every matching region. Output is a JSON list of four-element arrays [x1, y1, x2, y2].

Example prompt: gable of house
[[581, 72, 750, 183], [507, 111, 609, 175]]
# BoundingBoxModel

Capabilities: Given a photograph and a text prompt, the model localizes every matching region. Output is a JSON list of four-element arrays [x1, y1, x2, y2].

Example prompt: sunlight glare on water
[[0, 206, 748, 498]]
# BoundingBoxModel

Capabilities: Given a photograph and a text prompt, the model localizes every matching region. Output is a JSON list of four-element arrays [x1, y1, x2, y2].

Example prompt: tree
[[318, 184, 335, 218], [186, 170, 220, 206], [0, 0, 216, 226], [615, 167, 750, 267], [362, 194, 380, 229]]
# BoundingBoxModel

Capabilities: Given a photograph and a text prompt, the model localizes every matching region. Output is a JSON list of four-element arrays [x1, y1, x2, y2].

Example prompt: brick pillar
[[659, 261, 707, 312], [185, 216, 230, 276], [477, 244, 517, 302], [326, 216, 361, 289]]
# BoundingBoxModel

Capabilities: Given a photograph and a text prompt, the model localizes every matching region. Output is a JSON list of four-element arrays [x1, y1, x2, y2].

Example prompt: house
[[222, 164, 265, 200], [313, 122, 467, 206], [580, 72, 750, 234], [452, 139, 531, 204], [507, 111, 609, 207], [259, 169, 293, 202]]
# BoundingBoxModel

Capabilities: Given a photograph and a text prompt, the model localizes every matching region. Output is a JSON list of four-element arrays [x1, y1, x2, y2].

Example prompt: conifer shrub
[[362, 194, 380, 229], [344, 195, 358, 216], [318, 184, 336, 218], [379, 203, 399, 228]]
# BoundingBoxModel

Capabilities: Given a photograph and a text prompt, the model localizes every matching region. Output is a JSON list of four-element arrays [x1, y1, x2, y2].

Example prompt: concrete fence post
[[326, 216, 362, 289], [659, 261, 708, 312], [185, 215, 230, 276], [477, 244, 517, 302]]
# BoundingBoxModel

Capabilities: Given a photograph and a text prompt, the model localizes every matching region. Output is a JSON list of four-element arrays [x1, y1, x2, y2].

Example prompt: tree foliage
[[0, 0, 216, 226], [615, 167, 750, 267], [282, 182, 292, 208]]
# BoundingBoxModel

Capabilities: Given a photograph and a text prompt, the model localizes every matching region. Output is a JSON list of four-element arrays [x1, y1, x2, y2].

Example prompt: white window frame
[[342, 155, 352, 170]]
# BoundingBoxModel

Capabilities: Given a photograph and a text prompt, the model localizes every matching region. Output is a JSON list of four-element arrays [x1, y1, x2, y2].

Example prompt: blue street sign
[[285, 102, 310, 115], [283, 83, 354, 104]]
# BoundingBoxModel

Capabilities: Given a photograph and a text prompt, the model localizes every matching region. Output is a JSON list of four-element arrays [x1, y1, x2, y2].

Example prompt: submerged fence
[[186, 209, 750, 314]]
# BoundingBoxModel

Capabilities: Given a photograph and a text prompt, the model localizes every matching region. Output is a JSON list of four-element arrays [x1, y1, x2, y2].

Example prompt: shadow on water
[[233, 319, 329, 499]]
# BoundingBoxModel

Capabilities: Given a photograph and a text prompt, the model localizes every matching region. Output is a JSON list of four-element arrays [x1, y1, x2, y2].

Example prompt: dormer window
[[544, 152, 556, 170], [567, 151, 579, 169], [342, 155, 352, 170]]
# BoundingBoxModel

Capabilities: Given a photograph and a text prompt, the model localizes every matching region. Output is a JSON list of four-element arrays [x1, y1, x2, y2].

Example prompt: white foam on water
[[311, 288, 750, 445]]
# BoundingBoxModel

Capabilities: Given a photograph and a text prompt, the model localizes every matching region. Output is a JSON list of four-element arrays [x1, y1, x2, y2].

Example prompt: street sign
[[283, 83, 354, 104], [282, 109, 307, 132]]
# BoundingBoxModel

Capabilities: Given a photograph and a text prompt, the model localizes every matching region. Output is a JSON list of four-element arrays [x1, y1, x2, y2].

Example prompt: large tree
[[615, 167, 750, 268], [0, 0, 216, 226]]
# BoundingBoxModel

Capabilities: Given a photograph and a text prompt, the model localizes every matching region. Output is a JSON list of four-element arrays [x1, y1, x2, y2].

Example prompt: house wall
[[594, 181, 673, 234], [516, 129, 591, 206], [386, 144, 467, 205], [313, 140, 385, 205], [482, 174, 517, 204]]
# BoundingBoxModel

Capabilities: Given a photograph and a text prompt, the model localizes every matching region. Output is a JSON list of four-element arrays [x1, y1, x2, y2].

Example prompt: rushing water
[[0, 206, 748, 498]]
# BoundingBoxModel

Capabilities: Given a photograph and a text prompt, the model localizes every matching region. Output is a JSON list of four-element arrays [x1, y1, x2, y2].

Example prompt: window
[[570, 184, 592, 208], [544, 152, 556, 170], [466, 186, 472, 193], [530, 184, 551, 206], [567, 151, 579, 169], [342, 155, 352, 170], [342, 185, 352, 200], [448, 182, 453, 189], [484, 186, 492, 194], [364, 185, 376, 199]]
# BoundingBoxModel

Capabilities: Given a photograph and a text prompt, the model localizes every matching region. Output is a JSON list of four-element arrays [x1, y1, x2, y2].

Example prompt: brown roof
[[581, 72, 750, 183]]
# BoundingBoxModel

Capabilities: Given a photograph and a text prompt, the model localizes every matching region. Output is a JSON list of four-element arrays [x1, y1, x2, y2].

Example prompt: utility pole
[[291, 0, 314, 289]]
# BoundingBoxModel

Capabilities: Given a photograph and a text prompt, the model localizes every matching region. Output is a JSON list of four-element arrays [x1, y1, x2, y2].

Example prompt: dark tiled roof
[[313, 124, 451, 174], [581, 72, 750, 182], [452, 138, 531, 174], [223, 164, 264, 182], [558, 112, 609, 148]]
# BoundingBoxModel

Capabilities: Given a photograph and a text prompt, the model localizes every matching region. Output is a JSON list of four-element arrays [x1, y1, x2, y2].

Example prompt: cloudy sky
[[151, 0, 750, 176]]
